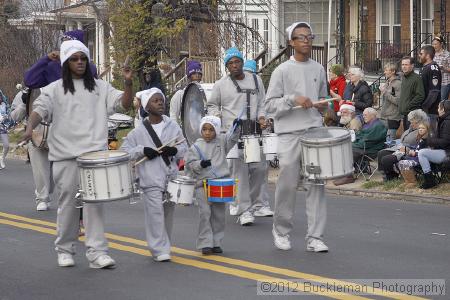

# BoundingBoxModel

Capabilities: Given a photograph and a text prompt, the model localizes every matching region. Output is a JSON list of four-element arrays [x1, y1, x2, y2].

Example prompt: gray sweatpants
[[0, 133, 9, 158], [195, 187, 226, 249], [273, 133, 327, 242], [53, 159, 109, 262], [230, 158, 270, 215], [28, 143, 51, 204], [142, 188, 175, 257]]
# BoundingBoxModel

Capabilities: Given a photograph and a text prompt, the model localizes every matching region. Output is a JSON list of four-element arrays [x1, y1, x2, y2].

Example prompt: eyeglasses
[[292, 34, 315, 42], [68, 56, 88, 63]]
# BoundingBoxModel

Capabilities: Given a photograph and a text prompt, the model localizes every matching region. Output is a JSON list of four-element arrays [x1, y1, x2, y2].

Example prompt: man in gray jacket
[[207, 47, 273, 226], [265, 22, 329, 252]]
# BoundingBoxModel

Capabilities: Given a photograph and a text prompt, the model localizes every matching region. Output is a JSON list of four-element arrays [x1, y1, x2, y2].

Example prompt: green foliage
[[361, 180, 384, 189], [107, 0, 187, 76]]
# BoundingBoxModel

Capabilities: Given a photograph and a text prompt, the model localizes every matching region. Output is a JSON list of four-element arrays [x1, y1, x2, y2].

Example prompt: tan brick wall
[[366, 1, 376, 41]]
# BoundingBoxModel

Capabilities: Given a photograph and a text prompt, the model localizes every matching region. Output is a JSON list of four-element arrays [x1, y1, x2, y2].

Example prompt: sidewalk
[[267, 168, 450, 205]]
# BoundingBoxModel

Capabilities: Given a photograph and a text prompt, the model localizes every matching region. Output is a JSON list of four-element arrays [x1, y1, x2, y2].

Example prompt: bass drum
[[181, 82, 209, 145]]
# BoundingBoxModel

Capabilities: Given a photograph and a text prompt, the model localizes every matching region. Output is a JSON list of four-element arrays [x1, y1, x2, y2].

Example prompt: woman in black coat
[[348, 67, 373, 115], [417, 100, 450, 189]]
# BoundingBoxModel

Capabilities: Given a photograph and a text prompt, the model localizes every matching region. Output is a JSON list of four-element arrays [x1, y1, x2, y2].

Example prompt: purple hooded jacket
[[24, 30, 98, 88]]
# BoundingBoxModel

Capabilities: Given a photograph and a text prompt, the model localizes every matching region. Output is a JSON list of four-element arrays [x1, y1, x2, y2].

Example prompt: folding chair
[[354, 141, 379, 181]]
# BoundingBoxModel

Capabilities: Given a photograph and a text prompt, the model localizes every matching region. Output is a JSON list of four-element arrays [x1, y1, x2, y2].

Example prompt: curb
[[325, 187, 450, 205]]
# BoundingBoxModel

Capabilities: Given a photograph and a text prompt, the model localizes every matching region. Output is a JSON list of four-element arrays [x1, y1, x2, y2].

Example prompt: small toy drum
[[203, 178, 238, 203], [167, 176, 196, 205]]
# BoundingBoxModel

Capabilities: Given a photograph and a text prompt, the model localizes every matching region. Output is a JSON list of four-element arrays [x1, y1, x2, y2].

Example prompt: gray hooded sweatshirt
[[184, 130, 239, 186], [265, 58, 328, 134], [120, 115, 187, 191]]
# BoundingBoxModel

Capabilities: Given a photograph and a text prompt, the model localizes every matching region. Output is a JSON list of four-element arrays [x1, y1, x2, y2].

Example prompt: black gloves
[[144, 147, 159, 160], [160, 146, 178, 157], [21, 91, 30, 104], [200, 159, 211, 168], [233, 118, 242, 128]]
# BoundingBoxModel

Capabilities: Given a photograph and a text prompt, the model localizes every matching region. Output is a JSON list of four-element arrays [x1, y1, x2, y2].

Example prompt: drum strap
[[230, 74, 260, 134], [143, 119, 171, 167]]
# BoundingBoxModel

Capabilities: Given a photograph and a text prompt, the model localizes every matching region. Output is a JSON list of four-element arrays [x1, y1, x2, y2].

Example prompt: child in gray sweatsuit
[[184, 116, 240, 255], [121, 88, 187, 262]]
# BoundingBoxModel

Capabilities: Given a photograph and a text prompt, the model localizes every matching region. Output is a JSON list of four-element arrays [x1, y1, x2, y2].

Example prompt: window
[[282, 0, 336, 45], [421, 0, 433, 44], [377, 0, 401, 43], [251, 18, 259, 57]]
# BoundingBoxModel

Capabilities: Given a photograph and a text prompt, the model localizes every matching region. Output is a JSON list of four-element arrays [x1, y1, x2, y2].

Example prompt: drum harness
[[229, 74, 260, 138]]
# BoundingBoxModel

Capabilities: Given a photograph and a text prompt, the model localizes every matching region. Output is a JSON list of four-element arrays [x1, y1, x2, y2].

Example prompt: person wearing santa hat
[[121, 87, 187, 262], [169, 60, 203, 125], [20, 40, 133, 269]]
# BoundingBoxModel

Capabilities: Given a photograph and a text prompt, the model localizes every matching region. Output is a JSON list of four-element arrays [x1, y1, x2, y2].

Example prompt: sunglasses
[[68, 56, 88, 63]]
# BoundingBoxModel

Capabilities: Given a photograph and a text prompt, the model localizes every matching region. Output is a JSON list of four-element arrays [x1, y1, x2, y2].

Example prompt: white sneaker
[[306, 239, 329, 252], [36, 202, 49, 211], [272, 227, 291, 250], [153, 254, 171, 262], [89, 255, 116, 269], [253, 206, 274, 217], [57, 253, 75, 267], [229, 205, 239, 216], [239, 211, 255, 226], [0, 157, 5, 169]]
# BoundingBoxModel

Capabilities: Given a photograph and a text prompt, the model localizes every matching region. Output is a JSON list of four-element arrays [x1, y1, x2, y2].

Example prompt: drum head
[[77, 150, 130, 165], [181, 82, 207, 145], [109, 113, 133, 128], [300, 127, 350, 144]]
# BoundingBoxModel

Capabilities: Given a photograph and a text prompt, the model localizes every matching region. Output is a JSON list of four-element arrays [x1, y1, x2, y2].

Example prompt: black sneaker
[[201, 247, 213, 255], [212, 247, 223, 254]]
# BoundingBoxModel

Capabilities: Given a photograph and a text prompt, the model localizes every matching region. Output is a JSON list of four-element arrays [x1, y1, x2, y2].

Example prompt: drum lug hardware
[[306, 164, 321, 174]]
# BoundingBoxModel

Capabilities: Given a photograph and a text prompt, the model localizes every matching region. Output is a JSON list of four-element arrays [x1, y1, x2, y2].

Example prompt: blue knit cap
[[224, 47, 243, 66], [243, 60, 257, 73]]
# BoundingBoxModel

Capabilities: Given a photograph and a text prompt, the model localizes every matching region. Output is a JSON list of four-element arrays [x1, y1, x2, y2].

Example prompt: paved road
[[0, 159, 449, 300]]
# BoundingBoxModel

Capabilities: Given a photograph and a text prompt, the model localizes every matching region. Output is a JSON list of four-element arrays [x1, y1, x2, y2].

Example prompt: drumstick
[[293, 97, 339, 110], [134, 138, 186, 166]]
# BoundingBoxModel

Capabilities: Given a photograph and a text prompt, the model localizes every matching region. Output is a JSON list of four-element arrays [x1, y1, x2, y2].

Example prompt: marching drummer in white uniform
[[121, 88, 187, 262], [265, 22, 330, 252], [169, 60, 203, 125], [207, 47, 273, 226], [21, 40, 133, 268]]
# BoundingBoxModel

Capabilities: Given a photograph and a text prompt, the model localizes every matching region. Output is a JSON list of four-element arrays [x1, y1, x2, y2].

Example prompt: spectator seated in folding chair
[[416, 100, 450, 189], [333, 107, 387, 185], [377, 109, 429, 182]]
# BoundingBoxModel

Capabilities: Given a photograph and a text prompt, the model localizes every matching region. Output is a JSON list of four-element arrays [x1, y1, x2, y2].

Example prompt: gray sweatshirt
[[10, 91, 26, 123], [184, 130, 239, 186], [265, 58, 328, 134], [120, 115, 187, 191], [33, 79, 124, 161], [207, 73, 265, 131], [169, 89, 183, 124]]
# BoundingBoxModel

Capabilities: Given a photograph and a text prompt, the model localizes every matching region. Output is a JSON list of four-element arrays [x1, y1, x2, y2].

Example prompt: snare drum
[[167, 176, 196, 205], [31, 122, 49, 150], [108, 113, 133, 128], [77, 150, 137, 203], [299, 127, 353, 180], [203, 178, 237, 203], [262, 133, 278, 155], [243, 135, 261, 163]]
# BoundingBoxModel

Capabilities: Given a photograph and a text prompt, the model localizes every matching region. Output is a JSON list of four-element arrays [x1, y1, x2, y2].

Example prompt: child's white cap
[[136, 87, 165, 110], [199, 116, 221, 136]]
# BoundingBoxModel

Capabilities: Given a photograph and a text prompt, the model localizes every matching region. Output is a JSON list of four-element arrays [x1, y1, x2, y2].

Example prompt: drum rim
[[81, 193, 138, 203], [170, 179, 196, 184], [300, 127, 351, 145], [77, 150, 130, 165], [108, 113, 133, 122]]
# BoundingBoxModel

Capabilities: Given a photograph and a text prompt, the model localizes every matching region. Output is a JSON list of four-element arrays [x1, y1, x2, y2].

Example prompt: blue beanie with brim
[[224, 47, 243, 66]]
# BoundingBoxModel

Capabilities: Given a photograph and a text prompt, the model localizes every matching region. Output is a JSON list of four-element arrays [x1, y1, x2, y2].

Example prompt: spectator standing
[[328, 64, 346, 112], [431, 36, 450, 101], [380, 62, 402, 142], [348, 67, 373, 115], [398, 56, 425, 130]]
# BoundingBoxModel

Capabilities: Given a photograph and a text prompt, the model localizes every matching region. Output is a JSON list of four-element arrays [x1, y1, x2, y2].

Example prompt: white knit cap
[[339, 104, 355, 113], [199, 116, 221, 136], [60, 40, 90, 66], [286, 21, 313, 40], [136, 87, 165, 111]]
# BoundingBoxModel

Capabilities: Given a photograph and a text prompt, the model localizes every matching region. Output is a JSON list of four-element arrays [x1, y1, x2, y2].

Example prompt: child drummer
[[184, 116, 240, 255], [121, 88, 187, 262]]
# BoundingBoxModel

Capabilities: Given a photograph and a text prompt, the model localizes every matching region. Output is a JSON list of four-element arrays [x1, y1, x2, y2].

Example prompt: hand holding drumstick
[[135, 137, 185, 166]]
